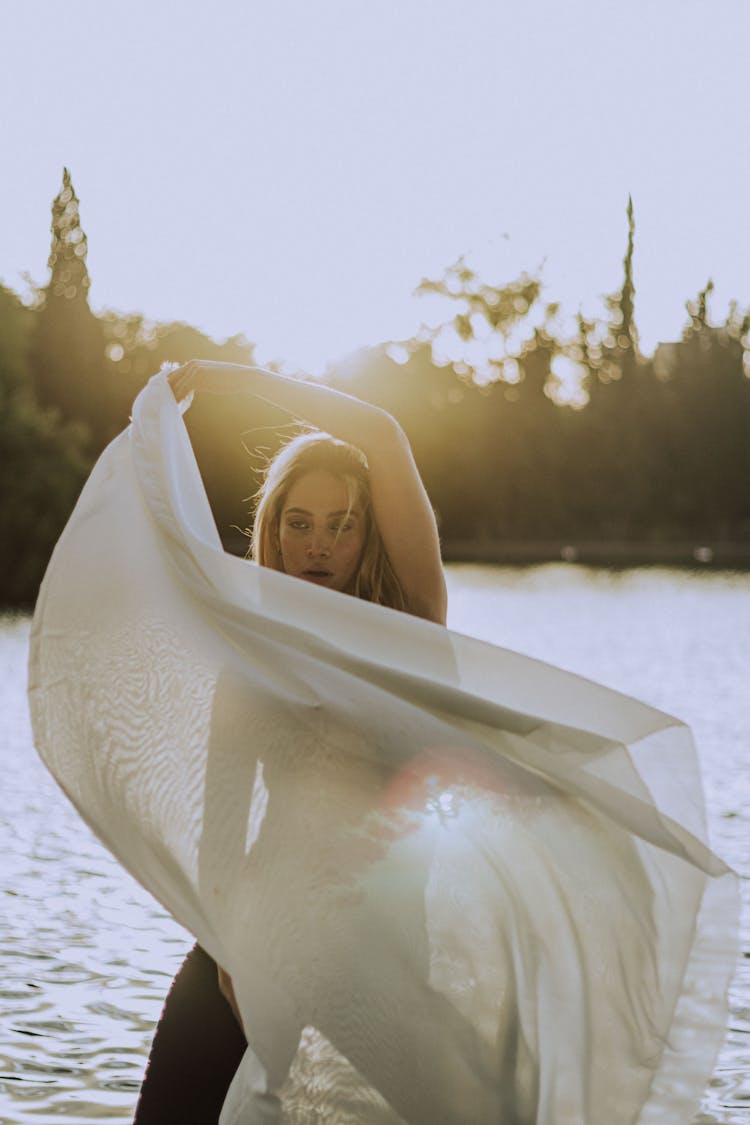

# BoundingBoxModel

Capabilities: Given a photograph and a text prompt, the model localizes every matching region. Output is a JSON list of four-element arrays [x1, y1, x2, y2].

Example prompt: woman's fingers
[[166, 364, 187, 400], [167, 360, 201, 401]]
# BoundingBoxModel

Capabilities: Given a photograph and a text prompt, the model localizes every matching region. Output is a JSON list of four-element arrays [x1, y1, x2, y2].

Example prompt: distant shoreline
[[5, 537, 750, 611], [440, 540, 750, 569], [218, 532, 750, 570]]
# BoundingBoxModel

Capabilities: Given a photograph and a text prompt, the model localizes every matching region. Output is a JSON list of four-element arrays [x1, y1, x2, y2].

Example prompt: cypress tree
[[620, 195, 638, 358], [603, 196, 639, 378], [29, 168, 108, 445]]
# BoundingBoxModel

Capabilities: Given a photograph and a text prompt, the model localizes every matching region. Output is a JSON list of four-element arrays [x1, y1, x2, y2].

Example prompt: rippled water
[[1, 565, 749, 1123]]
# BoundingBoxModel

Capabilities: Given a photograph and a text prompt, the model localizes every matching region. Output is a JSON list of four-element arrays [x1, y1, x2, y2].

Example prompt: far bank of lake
[[441, 539, 750, 568]]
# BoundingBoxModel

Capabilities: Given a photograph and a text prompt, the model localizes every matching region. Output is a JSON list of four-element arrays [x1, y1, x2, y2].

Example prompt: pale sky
[[2, 0, 749, 373]]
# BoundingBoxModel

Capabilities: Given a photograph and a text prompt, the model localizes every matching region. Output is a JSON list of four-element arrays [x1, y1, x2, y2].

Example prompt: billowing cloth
[[29, 370, 737, 1124]]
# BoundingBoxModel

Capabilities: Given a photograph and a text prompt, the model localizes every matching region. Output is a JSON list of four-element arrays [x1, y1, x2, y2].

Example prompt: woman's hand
[[217, 964, 244, 1031], [167, 360, 255, 403]]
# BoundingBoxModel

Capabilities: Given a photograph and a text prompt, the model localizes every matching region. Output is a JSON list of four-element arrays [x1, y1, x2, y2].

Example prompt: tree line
[[2, 173, 749, 606]]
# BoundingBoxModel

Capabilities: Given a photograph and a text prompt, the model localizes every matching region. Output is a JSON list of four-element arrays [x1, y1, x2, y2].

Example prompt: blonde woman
[[133, 357, 447, 1124], [29, 355, 734, 1125]]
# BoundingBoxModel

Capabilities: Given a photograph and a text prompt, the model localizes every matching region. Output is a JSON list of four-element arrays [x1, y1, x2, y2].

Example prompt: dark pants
[[133, 943, 248, 1125]]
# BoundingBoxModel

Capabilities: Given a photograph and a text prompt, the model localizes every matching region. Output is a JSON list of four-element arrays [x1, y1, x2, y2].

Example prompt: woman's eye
[[288, 520, 309, 530], [330, 522, 353, 533]]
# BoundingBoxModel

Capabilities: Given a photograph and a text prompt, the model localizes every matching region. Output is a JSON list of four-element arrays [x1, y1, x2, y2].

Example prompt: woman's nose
[[307, 532, 331, 557]]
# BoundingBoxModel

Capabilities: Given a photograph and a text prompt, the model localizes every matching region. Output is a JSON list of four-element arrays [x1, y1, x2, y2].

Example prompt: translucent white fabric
[[29, 370, 738, 1124]]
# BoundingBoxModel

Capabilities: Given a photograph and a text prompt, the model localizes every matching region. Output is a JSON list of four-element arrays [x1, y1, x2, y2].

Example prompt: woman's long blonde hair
[[250, 431, 407, 612]]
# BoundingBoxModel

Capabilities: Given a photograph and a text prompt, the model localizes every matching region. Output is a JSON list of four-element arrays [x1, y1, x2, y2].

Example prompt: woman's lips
[[302, 569, 334, 582]]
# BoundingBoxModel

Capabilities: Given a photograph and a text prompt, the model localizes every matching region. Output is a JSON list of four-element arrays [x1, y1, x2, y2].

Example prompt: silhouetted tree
[[29, 168, 108, 444], [415, 256, 541, 373], [683, 278, 714, 340], [652, 290, 750, 538], [620, 197, 638, 357]]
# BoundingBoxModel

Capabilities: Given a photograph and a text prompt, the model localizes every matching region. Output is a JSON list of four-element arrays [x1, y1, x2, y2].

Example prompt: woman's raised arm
[[168, 360, 447, 624]]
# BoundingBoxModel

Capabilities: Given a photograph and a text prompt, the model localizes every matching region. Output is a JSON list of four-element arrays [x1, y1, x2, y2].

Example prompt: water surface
[[1, 565, 748, 1122]]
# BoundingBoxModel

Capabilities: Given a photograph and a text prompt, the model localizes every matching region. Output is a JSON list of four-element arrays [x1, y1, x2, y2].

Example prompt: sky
[[2, 0, 749, 374]]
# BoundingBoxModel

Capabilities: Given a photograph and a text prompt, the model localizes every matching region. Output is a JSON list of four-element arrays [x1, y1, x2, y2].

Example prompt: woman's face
[[277, 470, 367, 593]]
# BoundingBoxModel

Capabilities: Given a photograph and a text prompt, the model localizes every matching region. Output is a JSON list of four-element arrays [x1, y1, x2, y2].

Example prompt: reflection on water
[[1, 566, 749, 1123], [1, 613, 192, 1124]]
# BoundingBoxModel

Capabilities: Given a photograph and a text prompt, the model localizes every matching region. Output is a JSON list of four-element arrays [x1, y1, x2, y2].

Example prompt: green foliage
[[416, 256, 541, 347], [47, 167, 92, 302], [28, 168, 108, 445], [0, 284, 33, 389], [335, 212, 750, 547], [99, 312, 258, 439], [609, 195, 638, 361], [0, 169, 263, 605], [0, 284, 90, 604], [331, 300, 750, 547], [2, 175, 750, 606], [0, 391, 89, 605]]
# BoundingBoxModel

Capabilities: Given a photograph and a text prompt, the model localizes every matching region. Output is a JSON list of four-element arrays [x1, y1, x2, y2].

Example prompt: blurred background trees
[[1, 172, 749, 606], [0, 282, 89, 603]]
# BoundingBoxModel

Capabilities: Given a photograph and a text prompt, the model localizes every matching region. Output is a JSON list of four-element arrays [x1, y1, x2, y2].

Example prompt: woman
[[29, 359, 736, 1125], [134, 357, 449, 1123]]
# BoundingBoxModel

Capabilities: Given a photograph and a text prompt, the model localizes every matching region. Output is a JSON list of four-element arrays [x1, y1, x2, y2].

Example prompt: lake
[[1, 564, 748, 1123]]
